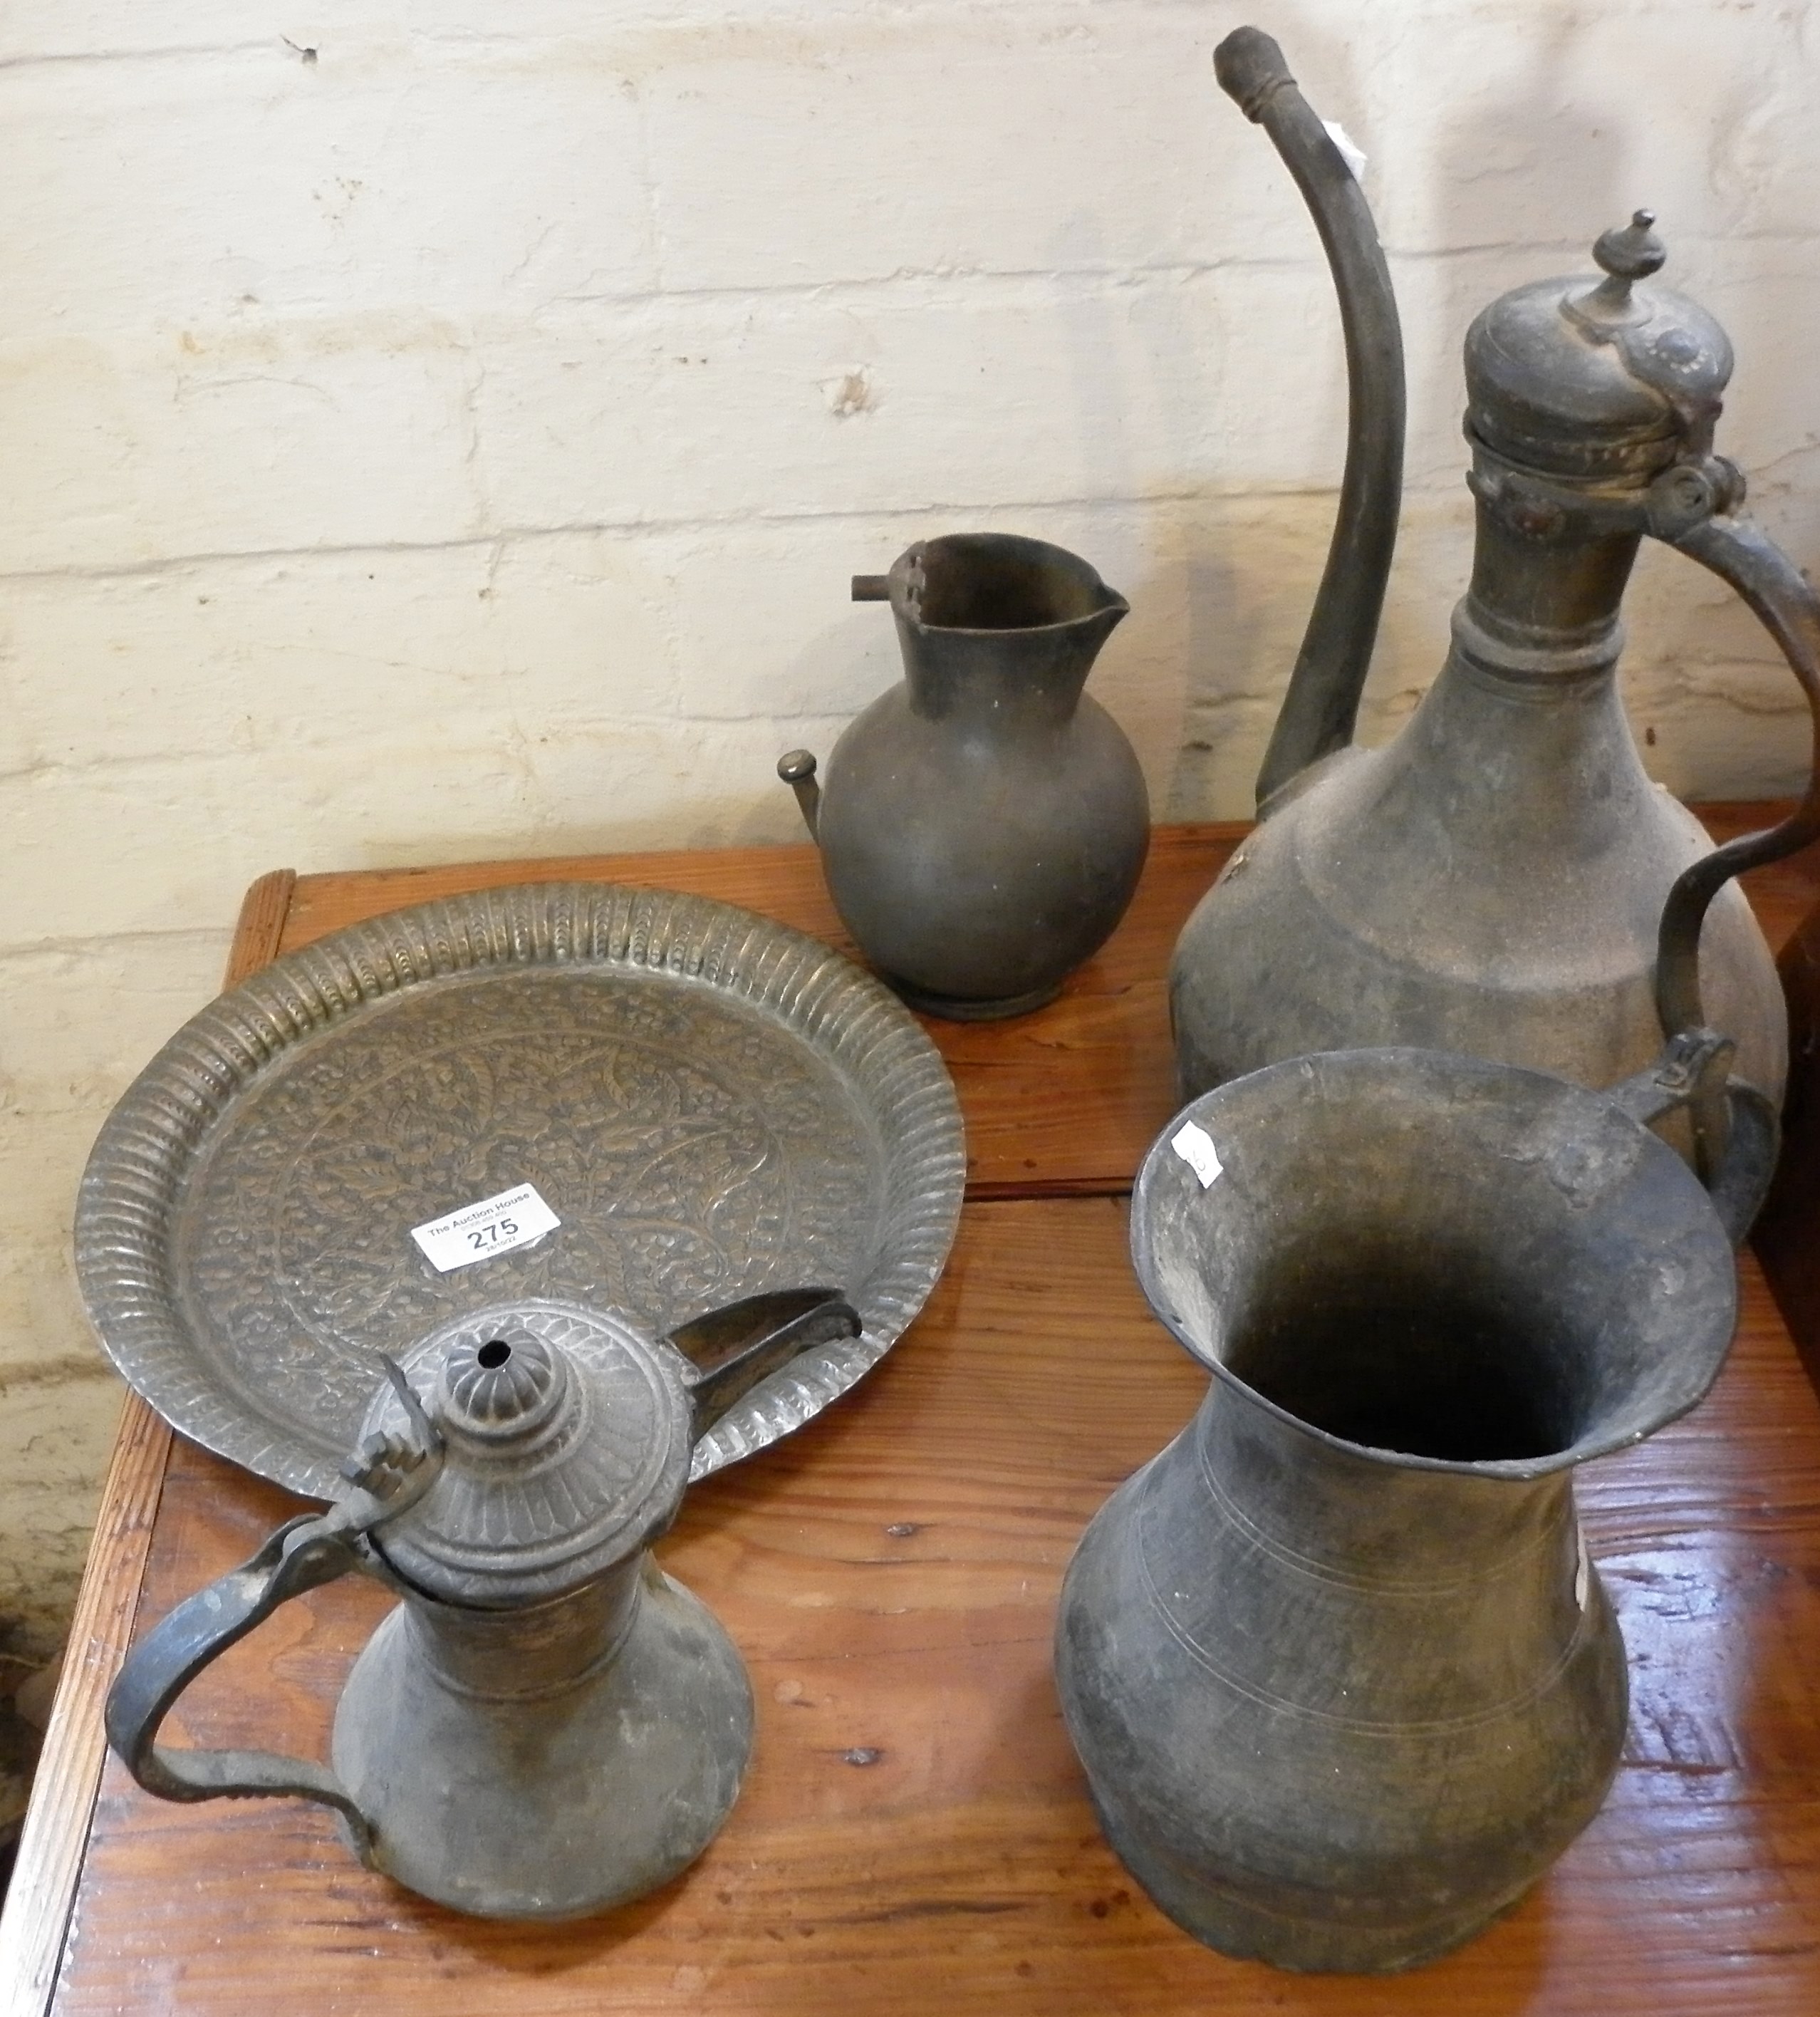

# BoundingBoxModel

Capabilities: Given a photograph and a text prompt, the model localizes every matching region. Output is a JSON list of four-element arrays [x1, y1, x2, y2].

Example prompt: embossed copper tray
[[76, 883, 965, 1498]]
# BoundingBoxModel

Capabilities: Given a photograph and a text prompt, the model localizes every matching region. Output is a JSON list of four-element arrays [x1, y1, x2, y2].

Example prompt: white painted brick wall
[[1, 0, 1816, 1653]]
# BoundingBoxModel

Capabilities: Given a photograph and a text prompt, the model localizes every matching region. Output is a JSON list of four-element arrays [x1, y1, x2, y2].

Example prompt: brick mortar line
[[0, 485, 1491, 588]]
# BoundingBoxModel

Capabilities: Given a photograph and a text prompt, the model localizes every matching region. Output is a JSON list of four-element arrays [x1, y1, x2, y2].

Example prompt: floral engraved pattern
[[80, 884, 965, 1498], [182, 970, 877, 1458]]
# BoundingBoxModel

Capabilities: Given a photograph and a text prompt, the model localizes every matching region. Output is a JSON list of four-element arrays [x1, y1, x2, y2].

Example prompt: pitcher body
[[1058, 1396, 1626, 1971], [1056, 1042, 1742, 1970], [781, 533, 1148, 1018], [334, 1561, 752, 1919]]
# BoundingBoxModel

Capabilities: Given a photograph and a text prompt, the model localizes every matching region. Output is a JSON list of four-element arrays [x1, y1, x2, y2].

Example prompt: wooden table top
[[6, 807, 1820, 2014]]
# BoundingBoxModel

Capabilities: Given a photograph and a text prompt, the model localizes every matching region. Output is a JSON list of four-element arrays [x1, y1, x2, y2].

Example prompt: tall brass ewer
[[1170, 31, 1820, 1176]]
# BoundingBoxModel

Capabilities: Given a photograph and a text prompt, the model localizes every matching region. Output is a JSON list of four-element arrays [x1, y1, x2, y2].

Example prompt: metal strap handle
[[1640, 464, 1820, 1188], [104, 1513, 375, 1847], [1649, 481, 1820, 1043], [1606, 1029, 1781, 1243], [104, 1360, 442, 1848]]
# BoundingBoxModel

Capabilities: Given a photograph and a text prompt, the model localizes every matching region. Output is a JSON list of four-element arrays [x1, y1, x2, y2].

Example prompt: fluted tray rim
[[76, 880, 967, 1499]]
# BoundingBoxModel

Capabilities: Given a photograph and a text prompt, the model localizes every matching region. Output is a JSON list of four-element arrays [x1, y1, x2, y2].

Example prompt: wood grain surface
[[12, 814, 1820, 2016], [274, 804, 1813, 1203], [47, 1201, 1820, 2015]]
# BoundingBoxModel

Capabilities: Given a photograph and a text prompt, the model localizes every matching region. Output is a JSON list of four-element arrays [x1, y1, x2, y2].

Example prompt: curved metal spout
[[777, 747, 821, 838], [1215, 28, 1405, 809]]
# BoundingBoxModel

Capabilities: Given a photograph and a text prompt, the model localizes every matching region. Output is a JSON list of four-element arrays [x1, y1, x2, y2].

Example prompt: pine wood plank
[[48, 1198, 1820, 2016], [276, 826, 1245, 1202], [271, 804, 1816, 1202], [0, 871, 295, 2017]]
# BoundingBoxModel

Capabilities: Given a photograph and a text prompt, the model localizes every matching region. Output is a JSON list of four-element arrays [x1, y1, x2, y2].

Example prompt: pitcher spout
[[880, 532, 1128, 723], [776, 747, 821, 839]]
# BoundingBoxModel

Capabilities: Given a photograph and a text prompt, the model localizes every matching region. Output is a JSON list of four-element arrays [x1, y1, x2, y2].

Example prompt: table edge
[[0, 868, 296, 2017]]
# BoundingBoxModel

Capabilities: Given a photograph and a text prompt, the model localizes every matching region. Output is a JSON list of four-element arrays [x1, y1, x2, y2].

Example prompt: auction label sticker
[[410, 1183, 560, 1273], [1170, 1121, 1224, 1189]]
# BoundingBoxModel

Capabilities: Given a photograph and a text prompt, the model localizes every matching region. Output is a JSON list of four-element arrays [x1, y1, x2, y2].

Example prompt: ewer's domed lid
[[359, 1300, 691, 1609], [1465, 212, 1734, 482]]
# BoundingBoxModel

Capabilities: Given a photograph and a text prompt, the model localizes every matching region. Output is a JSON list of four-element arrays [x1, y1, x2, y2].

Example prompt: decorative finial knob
[[1593, 210, 1666, 286], [439, 1329, 567, 1441]]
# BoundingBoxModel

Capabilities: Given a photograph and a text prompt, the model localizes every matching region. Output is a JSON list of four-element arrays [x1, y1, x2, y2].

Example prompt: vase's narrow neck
[[401, 1555, 643, 1701], [896, 608, 1121, 730], [1455, 441, 1648, 690], [1198, 1375, 1577, 1585], [1132, 1377, 1600, 1736]]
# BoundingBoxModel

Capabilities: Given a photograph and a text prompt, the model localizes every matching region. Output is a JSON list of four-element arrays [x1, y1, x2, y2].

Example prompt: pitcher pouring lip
[[876, 533, 1130, 729], [877, 532, 1129, 636], [1132, 1044, 1742, 1483]]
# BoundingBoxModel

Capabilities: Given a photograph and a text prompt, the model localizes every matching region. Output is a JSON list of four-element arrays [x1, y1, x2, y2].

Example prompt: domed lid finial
[[1581, 209, 1668, 321], [1462, 207, 1733, 483]]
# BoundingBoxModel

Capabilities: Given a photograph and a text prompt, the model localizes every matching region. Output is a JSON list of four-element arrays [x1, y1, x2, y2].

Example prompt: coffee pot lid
[[356, 1300, 692, 1609], [1464, 212, 1734, 482]]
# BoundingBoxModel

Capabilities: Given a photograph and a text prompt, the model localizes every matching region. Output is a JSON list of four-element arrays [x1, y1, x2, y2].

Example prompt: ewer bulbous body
[[1056, 1047, 1743, 1972], [1170, 638, 1785, 1104], [780, 533, 1149, 1020], [1173, 32, 1820, 1150]]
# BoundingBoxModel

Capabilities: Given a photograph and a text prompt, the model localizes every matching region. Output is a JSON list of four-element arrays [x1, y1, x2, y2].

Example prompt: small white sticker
[[410, 1183, 560, 1274], [1574, 1525, 1591, 1611], [1323, 120, 1368, 181], [1170, 1121, 1224, 1189]]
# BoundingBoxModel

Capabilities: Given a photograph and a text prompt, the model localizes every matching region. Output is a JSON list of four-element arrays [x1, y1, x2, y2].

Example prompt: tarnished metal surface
[[76, 883, 965, 1500], [105, 1293, 860, 1918], [1059, 1042, 1744, 1971], [779, 532, 1149, 1020], [1171, 33, 1820, 1142]]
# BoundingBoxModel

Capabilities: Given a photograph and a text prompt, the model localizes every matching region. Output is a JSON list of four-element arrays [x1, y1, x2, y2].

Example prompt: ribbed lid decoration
[[1465, 212, 1735, 482], [361, 1300, 692, 1609]]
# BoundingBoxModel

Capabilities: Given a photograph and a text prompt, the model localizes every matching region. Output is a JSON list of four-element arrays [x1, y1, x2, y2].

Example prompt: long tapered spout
[[1215, 28, 1405, 809]]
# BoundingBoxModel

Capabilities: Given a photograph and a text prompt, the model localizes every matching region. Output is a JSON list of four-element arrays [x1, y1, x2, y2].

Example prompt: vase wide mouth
[[1132, 1048, 1739, 1479], [895, 532, 1126, 634]]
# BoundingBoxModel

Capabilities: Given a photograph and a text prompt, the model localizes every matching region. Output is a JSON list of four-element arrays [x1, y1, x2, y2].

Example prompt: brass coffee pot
[[1171, 31, 1820, 1141], [106, 1289, 856, 1919]]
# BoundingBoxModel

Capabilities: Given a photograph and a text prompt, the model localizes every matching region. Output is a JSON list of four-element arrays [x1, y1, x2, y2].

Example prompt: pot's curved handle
[[105, 1511, 376, 1849], [1640, 468, 1820, 1199], [1606, 1028, 1782, 1243], [1647, 467, 1820, 1044], [105, 1359, 442, 1851]]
